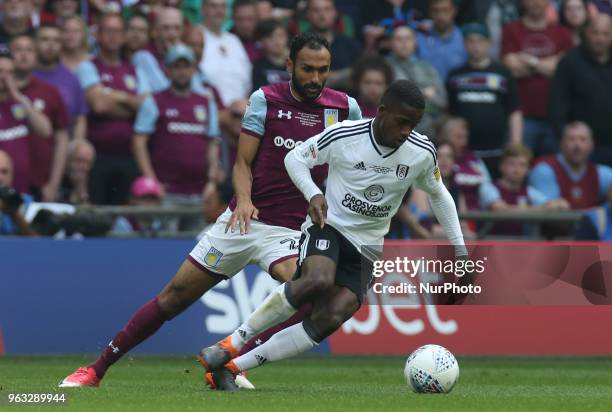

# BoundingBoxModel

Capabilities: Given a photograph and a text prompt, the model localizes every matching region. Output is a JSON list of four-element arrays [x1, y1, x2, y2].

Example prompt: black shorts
[[294, 224, 373, 304]]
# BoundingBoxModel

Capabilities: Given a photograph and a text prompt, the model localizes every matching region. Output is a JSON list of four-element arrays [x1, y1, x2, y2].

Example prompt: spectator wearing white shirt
[[200, 0, 252, 107]]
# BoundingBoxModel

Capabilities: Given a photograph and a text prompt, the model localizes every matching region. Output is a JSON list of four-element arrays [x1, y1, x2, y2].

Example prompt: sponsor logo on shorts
[[204, 247, 223, 268], [342, 193, 392, 218], [280, 238, 299, 250], [316, 239, 330, 250], [364, 185, 384, 202]]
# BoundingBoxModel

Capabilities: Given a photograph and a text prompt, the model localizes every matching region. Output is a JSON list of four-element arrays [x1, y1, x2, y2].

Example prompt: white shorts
[[188, 208, 301, 278]]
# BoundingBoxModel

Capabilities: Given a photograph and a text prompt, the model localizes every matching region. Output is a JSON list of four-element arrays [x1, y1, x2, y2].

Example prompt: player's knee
[[157, 284, 189, 319], [303, 270, 335, 295]]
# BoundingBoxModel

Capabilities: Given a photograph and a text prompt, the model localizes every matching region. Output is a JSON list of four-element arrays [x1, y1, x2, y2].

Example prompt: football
[[404, 344, 460, 393]]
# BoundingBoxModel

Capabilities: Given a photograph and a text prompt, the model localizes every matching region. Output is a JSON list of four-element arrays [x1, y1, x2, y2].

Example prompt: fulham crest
[[315, 239, 330, 250]]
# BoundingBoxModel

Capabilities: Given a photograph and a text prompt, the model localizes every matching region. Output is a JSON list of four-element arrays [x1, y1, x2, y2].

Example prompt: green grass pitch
[[1, 355, 612, 411]]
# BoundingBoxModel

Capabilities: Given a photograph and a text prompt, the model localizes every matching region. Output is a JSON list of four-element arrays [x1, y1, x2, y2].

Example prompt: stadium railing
[[76, 205, 586, 240]]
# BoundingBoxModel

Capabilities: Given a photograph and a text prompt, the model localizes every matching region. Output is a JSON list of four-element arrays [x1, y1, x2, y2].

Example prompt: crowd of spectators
[[0, 0, 610, 240]]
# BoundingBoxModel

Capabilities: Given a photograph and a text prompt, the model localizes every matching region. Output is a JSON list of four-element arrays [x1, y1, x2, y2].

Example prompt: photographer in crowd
[[0, 150, 36, 236]]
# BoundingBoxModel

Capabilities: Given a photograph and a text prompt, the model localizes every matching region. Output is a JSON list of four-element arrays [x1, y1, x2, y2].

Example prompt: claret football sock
[[89, 297, 167, 379]]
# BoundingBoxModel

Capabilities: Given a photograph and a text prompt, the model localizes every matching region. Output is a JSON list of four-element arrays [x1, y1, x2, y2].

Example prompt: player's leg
[[59, 260, 222, 387], [198, 226, 337, 372], [60, 209, 253, 387], [210, 285, 360, 391]]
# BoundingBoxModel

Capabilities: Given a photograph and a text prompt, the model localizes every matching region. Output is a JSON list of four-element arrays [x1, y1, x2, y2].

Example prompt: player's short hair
[[501, 143, 532, 162], [380, 80, 425, 111], [289, 32, 330, 62], [255, 18, 285, 41], [351, 56, 394, 90]]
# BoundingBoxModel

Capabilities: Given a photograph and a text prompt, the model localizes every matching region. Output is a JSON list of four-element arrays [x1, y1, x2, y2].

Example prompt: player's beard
[[172, 79, 191, 92], [291, 70, 325, 102]]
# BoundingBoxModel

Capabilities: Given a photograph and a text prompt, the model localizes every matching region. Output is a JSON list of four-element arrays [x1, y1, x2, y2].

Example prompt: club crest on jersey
[[11, 104, 25, 120], [324, 109, 338, 128], [204, 247, 223, 267], [364, 184, 385, 202], [124, 74, 137, 90], [396, 164, 409, 180], [277, 110, 292, 119], [194, 105, 207, 122], [315, 239, 330, 250]]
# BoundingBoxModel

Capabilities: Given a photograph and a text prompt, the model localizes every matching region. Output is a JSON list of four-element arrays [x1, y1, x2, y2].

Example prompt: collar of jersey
[[368, 119, 401, 159]]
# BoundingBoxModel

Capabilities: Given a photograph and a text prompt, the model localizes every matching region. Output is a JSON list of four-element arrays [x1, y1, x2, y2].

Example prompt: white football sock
[[233, 322, 317, 371], [229, 284, 297, 350]]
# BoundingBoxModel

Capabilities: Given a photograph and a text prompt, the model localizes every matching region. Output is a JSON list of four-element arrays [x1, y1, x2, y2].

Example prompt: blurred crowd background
[[0, 0, 611, 240]]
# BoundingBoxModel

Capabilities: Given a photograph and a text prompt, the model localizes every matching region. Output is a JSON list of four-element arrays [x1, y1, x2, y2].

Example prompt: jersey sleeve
[[415, 155, 467, 256], [527, 186, 548, 206], [528, 163, 560, 200], [479, 181, 501, 209], [597, 165, 612, 198], [134, 95, 159, 135], [347, 96, 362, 120], [241, 89, 267, 138], [207, 96, 220, 138], [284, 124, 345, 202], [132, 50, 168, 93], [76, 61, 101, 90]]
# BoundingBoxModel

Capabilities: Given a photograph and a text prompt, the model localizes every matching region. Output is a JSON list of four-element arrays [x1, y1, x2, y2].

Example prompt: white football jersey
[[286, 118, 445, 250]]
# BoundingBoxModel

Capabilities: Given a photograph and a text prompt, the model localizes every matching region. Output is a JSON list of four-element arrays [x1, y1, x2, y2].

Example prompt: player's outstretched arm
[[416, 165, 467, 258], [228, 133, 261, 234]]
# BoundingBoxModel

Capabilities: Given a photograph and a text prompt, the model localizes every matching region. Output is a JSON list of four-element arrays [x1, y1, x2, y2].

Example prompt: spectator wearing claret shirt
[[549, 14, 612, 166], [201, 0, 252, 107], [529, 121, 612, 210], [231, 0, 264, 63], [251, 19, 291, 92], [133, 44, 221, 229], [575, 184, 612, 241], [77, 13, 148, 205], [416, 0, 467, 82], [34, 25, 87, 142], [442, 116, 491, 211], [479, 143, 569, 236], [10, 34, 70, 202], [0, 54, 52, 194], [386, 25, 446, 136], [132, 7, 184, 93], [502, 0, 573, 157]]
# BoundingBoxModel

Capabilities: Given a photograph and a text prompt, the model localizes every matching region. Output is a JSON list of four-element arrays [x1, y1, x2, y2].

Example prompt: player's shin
[[89, 297, 168, 379], [229, 283, 298, 351], [232, 321, 319, 372]]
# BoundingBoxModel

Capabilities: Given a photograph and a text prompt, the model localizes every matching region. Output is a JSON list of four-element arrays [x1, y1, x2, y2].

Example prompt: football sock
[[229, 283, 297, 351], [89, 297, 167, 379], [233, 322, 318, 372], [239, 303, 312, 355]]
